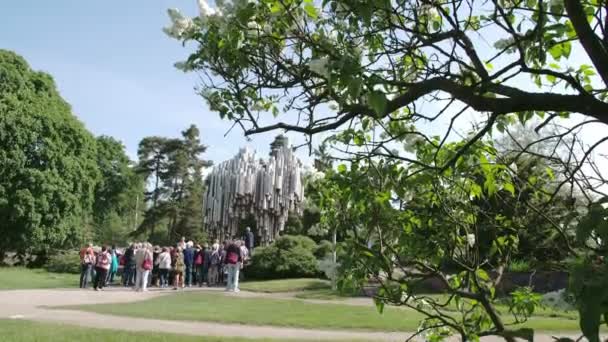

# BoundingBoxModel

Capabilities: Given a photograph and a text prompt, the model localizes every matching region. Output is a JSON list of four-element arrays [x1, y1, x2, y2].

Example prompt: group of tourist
[[79, 227, 255, 293]]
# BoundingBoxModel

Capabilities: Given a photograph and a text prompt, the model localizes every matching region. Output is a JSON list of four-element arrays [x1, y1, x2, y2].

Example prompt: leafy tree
[[316, 140, 562, 340], [567, 198, 608, 342], [0, 50, 99, 254], [136, 125, 211, 242], [93, 136, 144, 245], [165, 0, 608, 339], [136, 136, 171, 237]]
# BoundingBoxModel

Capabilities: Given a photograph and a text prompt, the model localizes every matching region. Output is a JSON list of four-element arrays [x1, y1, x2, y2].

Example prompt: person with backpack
[[94, 246, 111, 291], [224, 239, 243, 292], [79, 243, 95, 289]]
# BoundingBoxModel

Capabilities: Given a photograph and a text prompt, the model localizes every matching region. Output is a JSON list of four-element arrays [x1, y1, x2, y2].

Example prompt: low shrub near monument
[[248, 235, 321, 279], [45, 250, 80, 274]]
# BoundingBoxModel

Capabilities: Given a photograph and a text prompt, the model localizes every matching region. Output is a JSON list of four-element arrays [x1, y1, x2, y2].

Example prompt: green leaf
[[432, 19, 441, 31], [375, 299, 385, 314], [348, 79, 363, 99], [367, 91, 387, 117], [546, 167, 555, 180], [476, 269, 490, 281], [549, 45, 562, 60], [337, 164, 347, 173], [546, 74, 556, 83], [503, 182, 515, 195], [353, 134, 364, 146], [303, 3, 318, 19]]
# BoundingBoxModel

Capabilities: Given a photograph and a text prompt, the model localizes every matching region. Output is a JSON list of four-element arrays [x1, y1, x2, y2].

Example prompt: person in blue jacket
[[183, 241, 195, 287]]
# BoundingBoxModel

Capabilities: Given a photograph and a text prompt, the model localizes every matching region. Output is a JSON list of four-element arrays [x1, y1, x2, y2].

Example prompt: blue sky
[[0, 0, 309, 164], [2, 1, 606, 177]]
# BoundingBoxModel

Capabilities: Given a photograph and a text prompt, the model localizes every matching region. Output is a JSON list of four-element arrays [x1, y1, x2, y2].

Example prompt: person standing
[[219, 240, 229, 285], [122, 243, 136, 287], [173, 247, 185, 290], [224, 240, 243, 292], [178, 237, 186, 250], [194, 244, 204, 286], [106, 246, 119, 285], [135, 243, 153, 292], [157, 247, 171, 288], [152, 246, 161, 287], [183, 241, 195, 287], [244, 227, 255, 253], [202, 244, 212, 286], [79, 244, 95, 289], [94, 246, 111, 291], [207, 244, 220, 287]]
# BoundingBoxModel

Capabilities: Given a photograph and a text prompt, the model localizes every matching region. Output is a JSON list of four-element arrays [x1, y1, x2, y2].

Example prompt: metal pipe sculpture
[[203, 135, 304, 245]]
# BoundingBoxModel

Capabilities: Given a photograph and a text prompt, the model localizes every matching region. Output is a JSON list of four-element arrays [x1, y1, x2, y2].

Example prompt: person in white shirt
[[156, 247, 172, 288]]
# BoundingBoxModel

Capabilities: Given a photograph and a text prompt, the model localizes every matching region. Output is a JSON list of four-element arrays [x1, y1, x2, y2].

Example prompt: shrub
[[45, 250, 80, 274], [314, 240, 333, 259], [248, 235, 321, 279], [507, 259, 532, 272]]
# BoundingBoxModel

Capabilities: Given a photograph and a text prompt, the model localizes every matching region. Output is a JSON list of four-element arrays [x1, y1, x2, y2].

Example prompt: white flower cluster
[[466, 234, 476, 248], [198, 0, 219, 17], [163, 8, 195, 39]]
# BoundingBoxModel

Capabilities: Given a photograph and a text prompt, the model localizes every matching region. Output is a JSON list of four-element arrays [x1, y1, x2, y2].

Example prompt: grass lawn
[[0, 319, 318, 342], [240, 278, 330, 293], [0, 267, 76, 290], [66, 291, 585, 332], [294, 289, 351, 301]]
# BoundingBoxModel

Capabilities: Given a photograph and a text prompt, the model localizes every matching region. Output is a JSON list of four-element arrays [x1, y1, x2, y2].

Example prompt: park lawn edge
[[57, 291, 587, 333]]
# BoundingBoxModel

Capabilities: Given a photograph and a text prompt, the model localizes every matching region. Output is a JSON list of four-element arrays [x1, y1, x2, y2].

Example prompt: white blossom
[[198, 0, 217, 17], [308, 56, 330, 78], [163, 8, 194, 39], [466, 233, 476, 248], [251, 102, 265, 111]]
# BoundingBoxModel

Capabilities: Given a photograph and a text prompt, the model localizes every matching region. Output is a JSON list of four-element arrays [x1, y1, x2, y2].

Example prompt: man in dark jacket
[[183, 242, 195, 287], [122, 243, 136, 287], [244, 227, 255, 253]]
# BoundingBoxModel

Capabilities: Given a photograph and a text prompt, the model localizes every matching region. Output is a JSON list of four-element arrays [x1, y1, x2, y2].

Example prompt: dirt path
[[0, 288, 588, 341]]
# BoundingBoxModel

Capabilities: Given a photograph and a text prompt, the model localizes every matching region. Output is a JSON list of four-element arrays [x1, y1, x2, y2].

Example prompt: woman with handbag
[[135, 243, 153, 292]]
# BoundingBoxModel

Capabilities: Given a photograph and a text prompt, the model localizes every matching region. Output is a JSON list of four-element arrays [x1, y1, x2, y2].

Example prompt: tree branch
[[565, 0, 608, 86]]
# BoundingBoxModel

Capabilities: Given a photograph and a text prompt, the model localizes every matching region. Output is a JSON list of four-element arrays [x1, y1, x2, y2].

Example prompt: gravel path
[[0, 288, 590, 341]]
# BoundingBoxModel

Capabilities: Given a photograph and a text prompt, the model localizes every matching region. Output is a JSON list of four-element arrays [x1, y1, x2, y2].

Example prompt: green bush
[[507, 259, 532, 272], [314, 240, 333, 259], [248, 235, 321, 279], [45, 250, 81, 274]]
